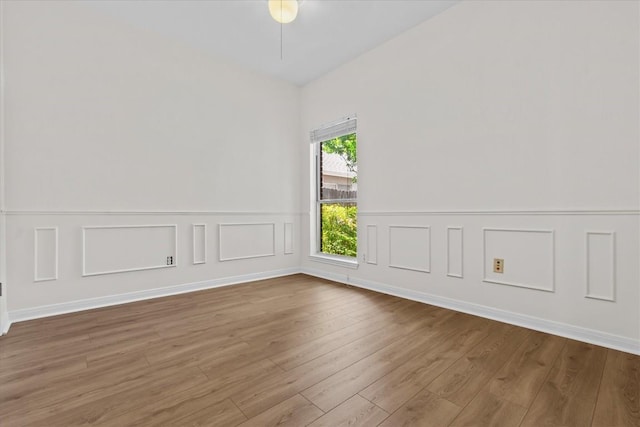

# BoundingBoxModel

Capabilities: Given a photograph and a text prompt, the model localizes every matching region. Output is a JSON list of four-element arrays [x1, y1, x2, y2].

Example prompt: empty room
[[0, 0, 638, 426]]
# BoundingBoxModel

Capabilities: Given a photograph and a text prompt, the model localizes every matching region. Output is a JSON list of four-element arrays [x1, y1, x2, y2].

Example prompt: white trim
[[6, 265, 639, 355], [388, 225, 431, 273], [0, 0, 5, 212], [482, 228, 555, 293], [5, 210, 304, 216], [218, 223, 276, 262], [0, 2, 5, 337], [358, 209, 639, 216], [1, 313, 9, 335], [3, 210, 636, 217], [8, 268, 300, 324], [585, 231, 616, 302], [366, 225, 378, 265], [34, 227, 58, 282], [82, 224, 178, 277], [192, 223, 207, 265], [309, 254, 359, 269], [300, 267, 640, 356], [446, 226, 463, 278], [284, 222, 294, 255]]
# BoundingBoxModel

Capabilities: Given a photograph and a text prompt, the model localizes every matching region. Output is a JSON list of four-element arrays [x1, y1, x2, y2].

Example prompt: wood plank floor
[[0, 274, 638, 426]]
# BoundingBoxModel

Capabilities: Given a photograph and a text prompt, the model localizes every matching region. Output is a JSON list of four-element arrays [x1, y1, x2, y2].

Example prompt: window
[[311, 116, 357, 260]]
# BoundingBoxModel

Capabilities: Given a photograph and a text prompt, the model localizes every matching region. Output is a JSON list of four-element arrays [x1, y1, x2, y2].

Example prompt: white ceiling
[[84, 0, 458, 86]]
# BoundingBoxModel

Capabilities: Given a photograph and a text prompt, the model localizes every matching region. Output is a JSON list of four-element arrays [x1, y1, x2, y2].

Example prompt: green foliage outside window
[[321, 204, 357, 257], [320, 132, 357, 257], [321, 133, 357, 179]]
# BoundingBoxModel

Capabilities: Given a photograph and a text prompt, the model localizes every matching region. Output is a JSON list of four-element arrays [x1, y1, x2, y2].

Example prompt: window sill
[[309, 254, 359, 269]]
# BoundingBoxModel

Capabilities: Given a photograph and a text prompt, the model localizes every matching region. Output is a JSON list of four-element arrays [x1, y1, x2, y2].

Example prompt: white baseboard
[[8, 268, 300, 324], [6, 266, 639, 356], [301, 267, 640, 356], [0, 295, 9, 335], [1, 313, 10, 335]]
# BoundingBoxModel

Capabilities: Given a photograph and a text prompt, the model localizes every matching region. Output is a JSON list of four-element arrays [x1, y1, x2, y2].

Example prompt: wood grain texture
[[486, 331, 565, 408], [592, 349, 640, 427], [237, 394, 323, 427], [427, 322, 530, 407], [520, 340, 608, 427], [449, 389, 528, 427], [307, 394, 388, 427], [98, 359, 282, 427], [360, 313, 489, 413], [230, 321, 407, 418], [447, 331, 565, 427], [0, 274, 635, 427], [301, 316, 448, 412], [378, 388, 461, 427], [165, 398, 247, 427]]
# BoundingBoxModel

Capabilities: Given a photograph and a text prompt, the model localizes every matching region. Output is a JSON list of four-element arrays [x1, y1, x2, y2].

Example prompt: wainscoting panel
[[447, 226, 463, 278], [389, 225, 430, 273], [8, 213, 301, 322], [83, 225, 177, 276], [586, 231, 616, 301], [219, 223, 276, 261], [284, 223, 294, 255], [193, 224, 207, 265], [483, 228, 554, 292], [366, 225, 378, 265], [34, 227, 58, 282]]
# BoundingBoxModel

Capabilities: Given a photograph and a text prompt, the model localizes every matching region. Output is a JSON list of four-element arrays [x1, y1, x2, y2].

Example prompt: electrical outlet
[[167, 256, 174, 265], [493, 258, 504, 273]]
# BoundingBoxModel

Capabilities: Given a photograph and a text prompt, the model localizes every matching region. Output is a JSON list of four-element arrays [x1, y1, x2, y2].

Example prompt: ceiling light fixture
[[268, 0, 298, 24]]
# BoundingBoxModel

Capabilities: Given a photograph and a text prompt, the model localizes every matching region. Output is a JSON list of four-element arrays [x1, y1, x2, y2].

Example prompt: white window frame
[[309, 116, 359, 269]]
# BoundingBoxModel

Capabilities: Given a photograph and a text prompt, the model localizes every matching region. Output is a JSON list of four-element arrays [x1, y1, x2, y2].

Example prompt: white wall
[[3, 0, 638, 354], [3, 0, 301, 316], [301, 0, 640, 353]]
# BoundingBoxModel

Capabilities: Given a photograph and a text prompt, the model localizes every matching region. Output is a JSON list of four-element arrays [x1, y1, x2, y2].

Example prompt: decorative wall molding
[[585, 231, 616, 302], [446, 226, 463, 278], [358, 209, 639, 216], [192, 224, 207, 265], [284, 222, 294, 255], [366, 225, 378, 265], [218, 223, 276, 262], [482, 228, 555, 293], [9, 268, 300, 324], [34, 227, 58, 282], [389, 225, 431, 273], [301, 267, 640, 356], [82, 224, 178, 277], [5, 210, 304, 216], [6, 209, 637, 217]]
